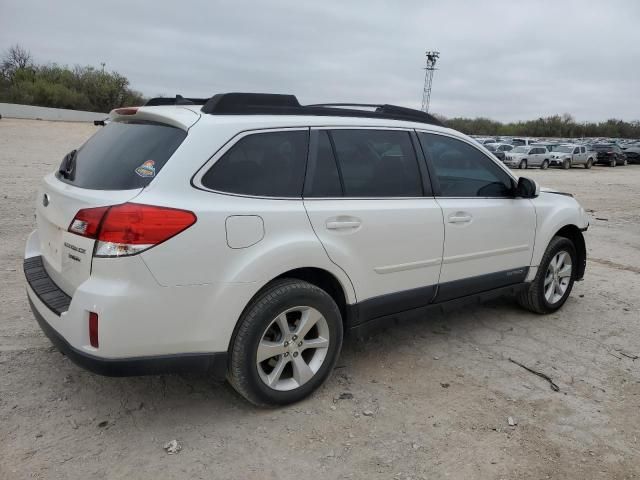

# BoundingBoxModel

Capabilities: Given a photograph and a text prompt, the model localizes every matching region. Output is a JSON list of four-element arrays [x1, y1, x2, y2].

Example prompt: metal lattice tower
[[421, 51, 440, 113]]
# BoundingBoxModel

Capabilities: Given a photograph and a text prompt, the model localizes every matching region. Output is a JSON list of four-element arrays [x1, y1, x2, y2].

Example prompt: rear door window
[[329, 129, 423, 197], [201, 130, 309, 197], [56, 121, 187, 190]]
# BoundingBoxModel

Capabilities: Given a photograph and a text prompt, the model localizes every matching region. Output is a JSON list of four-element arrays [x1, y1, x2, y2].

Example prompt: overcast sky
[[1, 0, 639, 122]]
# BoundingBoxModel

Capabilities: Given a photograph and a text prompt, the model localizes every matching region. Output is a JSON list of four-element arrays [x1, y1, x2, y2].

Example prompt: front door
[[417, 131, 536, 302], [303, 128, 444, 321]]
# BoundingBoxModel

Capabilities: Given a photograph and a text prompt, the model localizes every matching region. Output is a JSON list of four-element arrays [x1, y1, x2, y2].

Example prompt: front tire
[[622, 157, 628, 166], [610, 157, 616, 167], [517, 236, 577, 314], [585, 159, 593, 169], [541, 160, 549, 169], [562, 159, 571, 169], [519, 159, 527, 169], [228, 279, 343, 406]]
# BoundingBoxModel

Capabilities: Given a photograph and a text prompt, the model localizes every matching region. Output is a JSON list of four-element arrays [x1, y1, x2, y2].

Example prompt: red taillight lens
[[89, 312, 99, 348], [68, 206, 109, 238], [68, 203, 196, 257]]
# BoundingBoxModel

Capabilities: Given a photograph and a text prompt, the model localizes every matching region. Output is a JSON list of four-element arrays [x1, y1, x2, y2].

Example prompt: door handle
[[326, 218, 361, 230], [448, 212, 472, 224]]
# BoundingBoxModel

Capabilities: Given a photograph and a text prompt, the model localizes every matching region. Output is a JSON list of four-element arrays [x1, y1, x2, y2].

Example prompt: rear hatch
[[36, 110, 194, 296]]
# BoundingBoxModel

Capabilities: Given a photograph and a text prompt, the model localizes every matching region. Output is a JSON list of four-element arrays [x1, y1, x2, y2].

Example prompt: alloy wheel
[[544, 250, 573, 304], [256, 306, 330, 391]]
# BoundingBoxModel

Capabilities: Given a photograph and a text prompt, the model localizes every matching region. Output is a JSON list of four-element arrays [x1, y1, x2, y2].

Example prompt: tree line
[[441, 113, 640, 139], [0, 44, 144, 113]]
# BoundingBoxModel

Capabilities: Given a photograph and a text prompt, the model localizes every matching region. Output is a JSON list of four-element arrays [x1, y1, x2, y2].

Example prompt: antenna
[[421, 51, 440, 113]]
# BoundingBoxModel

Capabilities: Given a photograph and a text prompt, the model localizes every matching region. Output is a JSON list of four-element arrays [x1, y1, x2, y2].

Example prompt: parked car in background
[[511, 137, 537, 147], [485, 142, 513, 161], [504, 145, 550, 169], [531, 142, 561, 153], [621, 143, 640, 164], [549, 144, 595, 169], [592, 144, 628, 167]]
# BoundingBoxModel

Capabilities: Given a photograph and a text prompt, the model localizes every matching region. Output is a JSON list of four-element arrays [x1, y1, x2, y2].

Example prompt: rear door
[[417, 131, 536, 302], [303, 128, 444, 320], [34, 119, 189, 296]]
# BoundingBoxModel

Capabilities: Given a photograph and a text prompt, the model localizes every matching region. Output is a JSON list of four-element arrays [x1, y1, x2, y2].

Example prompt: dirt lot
[[1, 118, 639, 480]]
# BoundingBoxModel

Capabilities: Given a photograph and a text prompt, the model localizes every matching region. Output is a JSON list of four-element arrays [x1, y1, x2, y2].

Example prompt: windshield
[[512, 146, 529, 153], [485, 144, 497, 151], [512, 139, 526, 146], [56, 121, 187, 190], [555, 146, 574, 153]]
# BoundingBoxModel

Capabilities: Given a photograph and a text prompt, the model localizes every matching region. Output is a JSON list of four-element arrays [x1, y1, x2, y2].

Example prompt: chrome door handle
[[448, 213, 472, 224], [326, 219, 361, 230]]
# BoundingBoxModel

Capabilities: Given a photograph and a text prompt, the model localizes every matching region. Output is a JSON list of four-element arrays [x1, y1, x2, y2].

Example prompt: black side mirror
[[515, 177, 539, 198]]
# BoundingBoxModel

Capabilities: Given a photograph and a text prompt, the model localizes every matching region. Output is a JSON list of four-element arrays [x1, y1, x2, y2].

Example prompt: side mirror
[[515, 177, 539, 198]]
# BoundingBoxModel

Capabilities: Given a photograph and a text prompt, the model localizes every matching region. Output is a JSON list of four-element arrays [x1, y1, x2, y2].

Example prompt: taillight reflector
[[89, 312, 99, 348], [68, 203, 196, 257]]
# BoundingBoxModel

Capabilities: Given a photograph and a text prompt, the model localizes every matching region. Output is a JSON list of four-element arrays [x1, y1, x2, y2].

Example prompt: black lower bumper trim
[[28, 297, 228, 380]]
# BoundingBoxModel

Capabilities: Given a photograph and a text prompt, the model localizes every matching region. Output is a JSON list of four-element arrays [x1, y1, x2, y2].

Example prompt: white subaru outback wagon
[[24, 93, 589, 406]]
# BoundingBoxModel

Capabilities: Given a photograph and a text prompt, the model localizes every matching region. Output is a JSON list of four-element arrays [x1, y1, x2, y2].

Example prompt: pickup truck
[[549, 144, 595, 169]]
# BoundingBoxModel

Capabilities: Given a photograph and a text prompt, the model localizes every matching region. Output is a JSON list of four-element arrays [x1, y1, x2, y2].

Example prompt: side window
[[573, 147, 579, 154], [304, 131, 342, 197], [418, 133, 514, 198], [201, 130, 309, 197], [329, 130, 423, 197], [580, 147, 585, 154]]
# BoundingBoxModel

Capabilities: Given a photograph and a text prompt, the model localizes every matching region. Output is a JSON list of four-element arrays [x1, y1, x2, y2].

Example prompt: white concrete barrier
[[0, 103, 107, 122]]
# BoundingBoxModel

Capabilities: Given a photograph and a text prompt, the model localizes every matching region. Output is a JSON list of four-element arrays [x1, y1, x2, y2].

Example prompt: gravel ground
[[1, 119, 639, 480]]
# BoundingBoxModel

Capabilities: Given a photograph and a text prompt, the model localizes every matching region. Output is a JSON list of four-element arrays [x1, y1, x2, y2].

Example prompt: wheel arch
[[553, 225, 586, 280]]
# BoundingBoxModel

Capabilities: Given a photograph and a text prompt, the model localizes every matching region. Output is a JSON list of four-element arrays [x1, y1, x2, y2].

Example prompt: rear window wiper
[[58, 149, 77, 179]]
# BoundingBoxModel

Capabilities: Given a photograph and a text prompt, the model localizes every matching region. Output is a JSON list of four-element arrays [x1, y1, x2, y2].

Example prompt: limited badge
[[135, 160, 155, 178]]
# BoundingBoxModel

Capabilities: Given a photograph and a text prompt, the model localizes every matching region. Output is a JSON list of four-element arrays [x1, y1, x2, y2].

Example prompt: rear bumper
[[28, 296, 227, 378], [24, 255, 228, 379]]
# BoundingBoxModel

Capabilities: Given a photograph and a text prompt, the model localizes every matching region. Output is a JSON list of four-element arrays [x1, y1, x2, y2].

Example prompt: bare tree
[[1, 44, 33, 79]]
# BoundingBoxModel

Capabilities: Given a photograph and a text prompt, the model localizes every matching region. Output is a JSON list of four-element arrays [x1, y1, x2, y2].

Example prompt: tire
[[622, 157, 628, 166], [562, 159, 571, 169], [541, 160, 549, 170], [519, 159, 527, 169], [585, 159, 593, 169], [228, 278, 343, 406], [517, 236, 577, 314], [610, 157, 616, 167]]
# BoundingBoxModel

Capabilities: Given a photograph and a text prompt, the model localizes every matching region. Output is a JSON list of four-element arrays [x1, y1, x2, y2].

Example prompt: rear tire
[[517, 236, 577, 314], [519, 159, 527, 169], [541, 160, 549, 170], [585, 159, 593, 169], [228, 278, 343, 406], [610, 158, 616, 167]]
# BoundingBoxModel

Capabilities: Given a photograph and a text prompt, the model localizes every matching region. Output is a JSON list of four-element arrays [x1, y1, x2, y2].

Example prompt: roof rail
[[199, 93, 443, 127], [144, 95, 209, 107]]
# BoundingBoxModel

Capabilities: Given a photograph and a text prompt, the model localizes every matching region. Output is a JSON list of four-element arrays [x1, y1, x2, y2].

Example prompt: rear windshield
[[56, 121, 187, 190]]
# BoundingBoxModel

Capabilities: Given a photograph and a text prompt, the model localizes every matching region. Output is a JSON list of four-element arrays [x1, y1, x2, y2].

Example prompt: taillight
[[69, 206, 109, 238], [68, 203, 196, 257]]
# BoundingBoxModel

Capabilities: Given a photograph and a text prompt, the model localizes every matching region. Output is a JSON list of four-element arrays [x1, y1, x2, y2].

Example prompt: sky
[[1, 0, 639, 122]]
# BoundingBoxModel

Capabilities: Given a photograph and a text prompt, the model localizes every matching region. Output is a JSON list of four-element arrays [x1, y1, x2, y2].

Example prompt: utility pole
[[100, 62, 106, 74], [421, 51, 440, 113]]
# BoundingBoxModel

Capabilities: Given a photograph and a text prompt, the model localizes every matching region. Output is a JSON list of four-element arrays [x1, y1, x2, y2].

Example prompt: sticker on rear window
[[135, 160, 155, 178]]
